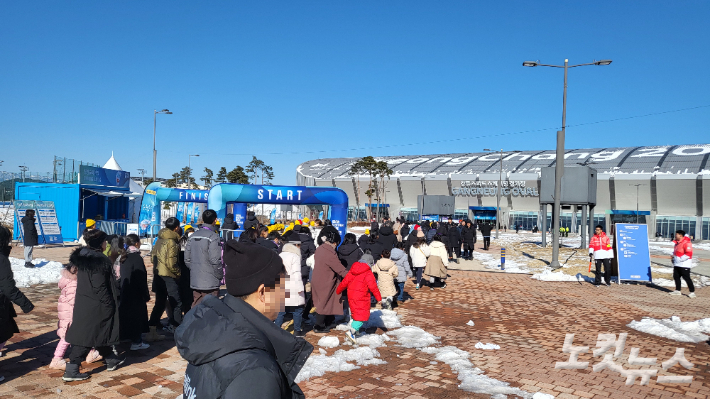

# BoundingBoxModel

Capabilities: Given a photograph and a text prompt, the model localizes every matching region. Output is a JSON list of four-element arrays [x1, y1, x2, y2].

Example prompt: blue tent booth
[[207, 183, 349, 241]]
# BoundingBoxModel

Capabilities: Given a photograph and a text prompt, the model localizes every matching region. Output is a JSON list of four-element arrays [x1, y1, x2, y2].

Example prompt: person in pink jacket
[[49, 264, 102, 369]]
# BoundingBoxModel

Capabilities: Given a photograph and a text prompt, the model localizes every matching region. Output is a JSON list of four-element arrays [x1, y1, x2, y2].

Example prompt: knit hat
[[417, 229, 425, 238], [223, 241, 285, 297], [303, 217, 310, 224], [295, 220, 302, 225], [359, 253, 375, 267], [86, 219, 96, 228], [284, 234, 301, 244], [365, 229, 370, 235]]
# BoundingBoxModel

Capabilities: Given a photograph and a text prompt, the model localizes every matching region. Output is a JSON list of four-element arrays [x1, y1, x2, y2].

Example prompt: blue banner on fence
[[615, 223, 652, 282], [193, 203, 201, 224], [270, 208, 276, 224], [176, 202, 185, 223], [187, 203, 194, 225], [79, 165, 130, 190]]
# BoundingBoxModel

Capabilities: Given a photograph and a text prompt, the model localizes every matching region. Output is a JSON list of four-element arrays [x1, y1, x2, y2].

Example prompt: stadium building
[[297, 144, 710, 240]]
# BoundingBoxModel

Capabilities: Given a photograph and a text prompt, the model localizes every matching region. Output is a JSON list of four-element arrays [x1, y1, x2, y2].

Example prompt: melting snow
[[475, 342, 501, 350], [356, 333, 390, 348], [9, 257, 63, 287], [295, 347, 385, 383], [531, 269, 594, 282], [627, 316, 710, 343], [466, 320, 475, 326], [318, 336, 340, 348], [388, 326, 440, 348], [363, 309, 402, 329]]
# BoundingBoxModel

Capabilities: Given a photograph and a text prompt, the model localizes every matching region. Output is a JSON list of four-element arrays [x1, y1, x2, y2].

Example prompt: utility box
[[540, 166, 597, 205], [417, 195, 456, 216]]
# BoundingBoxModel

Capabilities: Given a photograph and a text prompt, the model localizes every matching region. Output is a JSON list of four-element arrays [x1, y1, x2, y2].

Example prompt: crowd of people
[[0, 207, 698, 396]]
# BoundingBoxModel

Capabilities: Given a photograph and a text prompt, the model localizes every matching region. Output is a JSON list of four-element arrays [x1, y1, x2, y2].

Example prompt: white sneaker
[[688, 293, 696, 298], [130, 342, 150, 351], [669, 290, 682, 296], [345, 331, 356, 345]]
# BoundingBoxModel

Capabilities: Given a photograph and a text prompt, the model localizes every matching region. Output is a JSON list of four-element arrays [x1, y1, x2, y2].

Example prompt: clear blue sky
[[1, 1, 708, 185]]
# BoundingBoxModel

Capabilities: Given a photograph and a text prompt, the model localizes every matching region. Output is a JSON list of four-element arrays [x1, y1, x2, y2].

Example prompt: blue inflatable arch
[[208, 183, 349, 240], [138, 182, 209, 236]]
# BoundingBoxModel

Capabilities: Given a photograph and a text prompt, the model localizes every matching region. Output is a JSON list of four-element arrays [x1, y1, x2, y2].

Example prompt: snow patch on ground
[[356, 333, 390, 348], [627, 316, 710, 343], [474, 251, 531, 274], [531, 269, 594, 283], [317, 336, 340, 348], [466, 320, 475, 326], [295, 347, 385, 383], [363, 309, 402, 329], [9, 257, 63, 287], [475, 342, 501, 350], [388, 326, 440, 348], [652, 275, 710, 288]]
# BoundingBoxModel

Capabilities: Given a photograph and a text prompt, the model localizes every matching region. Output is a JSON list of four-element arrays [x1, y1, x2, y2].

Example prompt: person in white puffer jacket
[[274, 235, 307, 336], [409, 231, 430, 290]]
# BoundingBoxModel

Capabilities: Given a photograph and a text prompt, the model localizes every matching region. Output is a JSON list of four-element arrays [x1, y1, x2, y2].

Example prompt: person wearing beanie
[[358, 230, 370, 250], [78, 219, 96, 247], [176, 241, 313, 398], [63, 229, 124, 381], [311, 229, 346, 333]]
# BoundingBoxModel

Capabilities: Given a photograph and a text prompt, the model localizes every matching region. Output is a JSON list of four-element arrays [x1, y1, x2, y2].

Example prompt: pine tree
[[227, 166, 249, 184], [202, 167, 214, 188], [215, 167, 228, 184]]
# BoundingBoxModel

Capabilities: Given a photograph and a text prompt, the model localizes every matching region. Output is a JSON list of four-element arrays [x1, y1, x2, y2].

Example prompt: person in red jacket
[[589, 225, 613, 286], [336, 259, 381, 344], [670, 230, 695, 298]]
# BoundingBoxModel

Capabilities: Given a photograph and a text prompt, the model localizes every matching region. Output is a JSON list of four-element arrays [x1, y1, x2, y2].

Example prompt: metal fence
[[52, 156, 99, 184]]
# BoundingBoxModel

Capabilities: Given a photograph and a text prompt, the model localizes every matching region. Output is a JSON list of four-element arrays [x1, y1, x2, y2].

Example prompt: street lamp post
[[153, 109, 173, 182], [484, 149, 521, 239], [188, 155, 200, 190], [137, 168, 146, 186], [523, 58, 612, 269], [632, 183, 644, 224]]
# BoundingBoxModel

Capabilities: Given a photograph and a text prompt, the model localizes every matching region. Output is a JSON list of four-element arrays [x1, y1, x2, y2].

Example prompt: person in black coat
[[479, 222, 493, 250], [357, 232, 370, 251], [243, 211, 259, 231], [366, 233, 385, 262], [461, 221, 477, 260], [257, 226, 279, 253], [447, 222, 462, 262], [377, 223, 397, 250], [0, 226, 34, 362], [63, 229, 124, 381], [21, 209, 39, 268], [176, 241, 312, 398], [221, 213, 239, 241], [298, 228, 316, 283], [370, 220, 379, 234], [337, 234, 364, 271], [119, 234, 150, 350], [400, 222, 410, 241]]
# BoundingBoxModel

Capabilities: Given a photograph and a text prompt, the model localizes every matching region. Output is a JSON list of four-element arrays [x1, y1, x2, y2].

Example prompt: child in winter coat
[[390, 242, 412, 303], [372, 249, 399, 310], [336, 258, 381, 344], [49, 263, 102, 369]]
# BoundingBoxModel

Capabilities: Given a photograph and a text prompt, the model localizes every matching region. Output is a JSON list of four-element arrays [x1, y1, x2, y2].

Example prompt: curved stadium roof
[[297, 144, 710, 180]]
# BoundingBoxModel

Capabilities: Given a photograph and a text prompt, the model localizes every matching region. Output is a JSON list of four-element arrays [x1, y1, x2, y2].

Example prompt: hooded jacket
[[425, 228, 438, 245], [280, 244, 305, 306], [336, 262, 381, 322], [65, 247, 120, 348], [409, 243, 430, 268], [479, 224, 493, 237], [447, 225, 461, 249], [673, 236, 693, 268], [377, 226, 397, 250], [337, 243, 363, 271], [244, 211, 259, 232], [57, 268, 78, 339], [176, 295, 313, 399], [185, 226, 223, 290], [21, 215, 39, 246], [400, 224, 410, 241], [119, 250, 150, 341], [357, 234, 370, 251], [390, 248, 412, 283], [372, 258, 399, 298], [153, 228, 181, 278]]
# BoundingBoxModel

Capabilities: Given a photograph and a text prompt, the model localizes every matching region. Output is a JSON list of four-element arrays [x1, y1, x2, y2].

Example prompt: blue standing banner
[[176, 202, 185, 223], [186, 203, 194, 225], [614, 223, 652, 283], [35, 201, 64, 245]]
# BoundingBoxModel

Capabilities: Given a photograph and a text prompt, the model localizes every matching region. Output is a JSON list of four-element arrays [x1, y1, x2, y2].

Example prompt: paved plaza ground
[[1, 242, 709, 398]]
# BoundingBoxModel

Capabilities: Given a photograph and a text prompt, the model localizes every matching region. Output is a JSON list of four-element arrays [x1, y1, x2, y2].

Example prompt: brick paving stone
[[1, 247, 709, 398]]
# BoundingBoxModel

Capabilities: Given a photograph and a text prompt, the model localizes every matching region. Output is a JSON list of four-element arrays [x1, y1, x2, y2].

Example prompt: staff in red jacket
[[336, 258, 381, 344], [589, 225, 613, 286], [669, 230, 695, 298]]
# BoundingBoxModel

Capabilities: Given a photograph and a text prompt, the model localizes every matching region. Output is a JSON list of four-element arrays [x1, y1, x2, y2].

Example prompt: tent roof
[[103, 152, 122, 171]]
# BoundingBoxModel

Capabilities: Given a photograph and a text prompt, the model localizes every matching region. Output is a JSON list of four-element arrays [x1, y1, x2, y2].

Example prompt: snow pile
[[9, 257, 64, 287], [627, 316, 710, 343], [317, 336, 340, 348], [363, 309, 403, 329], [475, 342, 501, 350], [649, 245, 674, 255], [356, 333, 390, 348], [531, 269, 593, 283], [473, 251, 530, 274], [652, 275, 710, 288], [295, 346, 385, 383], [466, 320, 475, 327], [388, 326, 440, 348]]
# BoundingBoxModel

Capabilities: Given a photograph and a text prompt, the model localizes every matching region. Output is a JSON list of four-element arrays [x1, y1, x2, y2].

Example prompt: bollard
[[501, 247, 505, 270]]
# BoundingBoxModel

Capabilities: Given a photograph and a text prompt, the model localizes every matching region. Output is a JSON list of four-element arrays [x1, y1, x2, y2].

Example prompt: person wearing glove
[[670, 230, 695, 297], [588, 225, 613, 286]]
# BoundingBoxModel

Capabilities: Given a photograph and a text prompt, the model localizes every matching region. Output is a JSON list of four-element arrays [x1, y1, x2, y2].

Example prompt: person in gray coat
[[390, 242, 412, 303], [185, 209, 223, 308]]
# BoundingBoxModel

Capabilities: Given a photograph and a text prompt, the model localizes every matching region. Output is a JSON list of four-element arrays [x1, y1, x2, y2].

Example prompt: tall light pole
[[484, 149, 520, 239], [137, 168, 146, 186], [153, 109, 173, 181], [188, 154, 199, 189], [19, 166, 29, 182], [523, 58, 612, 269], [631, 183, 645, 224]]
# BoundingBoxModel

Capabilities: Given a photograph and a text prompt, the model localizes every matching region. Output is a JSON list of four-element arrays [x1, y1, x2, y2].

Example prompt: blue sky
[[1, 1, 708, 185]]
